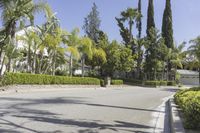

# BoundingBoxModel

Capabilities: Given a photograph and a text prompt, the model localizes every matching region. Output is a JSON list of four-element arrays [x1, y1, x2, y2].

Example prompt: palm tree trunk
[[38, 53, 44, 74], [52, 51, 56, 76], [43, 63, 51, 74], [69, 55, 73, 77], [0, 53, 6, 75], [0, 47, 3, 62], [33, 51, 37, 74], [7, 58, 12, 72], [27, 43, 31, 73], [81, 56, 85, 77], [199, 67, 200, 86], [154, 69, 157, 80]]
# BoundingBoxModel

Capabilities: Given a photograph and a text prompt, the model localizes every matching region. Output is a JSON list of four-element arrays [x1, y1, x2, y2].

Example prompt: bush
[[111, 80, 123, 85], [1, 73, 100, 86], [55, 69, 68, 76], [160, 81, 167, 86], [123, 78, 143, 85], [167, 81, 176, 86], [174, 88, 200, 129], [100, 79, 105, 87], [144, 81, 160, 87]]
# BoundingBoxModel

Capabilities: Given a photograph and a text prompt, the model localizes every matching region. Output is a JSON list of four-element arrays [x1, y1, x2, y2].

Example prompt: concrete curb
[[168, 99, 186, 133], [0, 85, 102, 94], [0, 85, 133, 94]]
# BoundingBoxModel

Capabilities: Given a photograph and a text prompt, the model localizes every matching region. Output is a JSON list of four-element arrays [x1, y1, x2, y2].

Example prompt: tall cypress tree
[[83, 3, 101, 43], [146, 0, 155, 38], [162, 0, 174, 49], [136, 0, 143, 79], [137, 0, 142, 39]]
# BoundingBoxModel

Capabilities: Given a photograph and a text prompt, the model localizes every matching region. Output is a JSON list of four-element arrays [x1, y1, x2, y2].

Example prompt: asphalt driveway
[[0, 86, 177, 133]]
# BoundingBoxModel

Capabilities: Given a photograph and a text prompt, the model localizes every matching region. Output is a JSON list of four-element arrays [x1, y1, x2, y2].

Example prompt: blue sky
[[34, 0, 200, 48]]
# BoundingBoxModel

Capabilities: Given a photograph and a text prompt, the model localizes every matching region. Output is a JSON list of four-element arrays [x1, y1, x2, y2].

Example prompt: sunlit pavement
[[0, 86, 178, 133]]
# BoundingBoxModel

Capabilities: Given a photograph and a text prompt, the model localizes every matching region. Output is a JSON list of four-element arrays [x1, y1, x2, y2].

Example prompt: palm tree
[[0, 0, 46, 40], [120, 8, 140, 41], [35, 4, 64, 74], [171, 42, 186, 70], [79, 37, 93, 77], [16, 29, 36, 72], [0, 0, 46, 74], [66, 29, 81, 77], [188, 37, 200, 85], [44, 28, 67, 75], [116, 8, 141, 48]]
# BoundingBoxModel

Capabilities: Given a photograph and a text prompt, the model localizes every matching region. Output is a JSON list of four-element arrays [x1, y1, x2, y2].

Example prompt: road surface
[[0, 86, 177, 133]]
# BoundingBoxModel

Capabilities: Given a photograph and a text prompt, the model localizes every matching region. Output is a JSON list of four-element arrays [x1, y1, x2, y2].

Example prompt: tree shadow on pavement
[[161, 87, 179, 93], [0, 96, 157, 133]]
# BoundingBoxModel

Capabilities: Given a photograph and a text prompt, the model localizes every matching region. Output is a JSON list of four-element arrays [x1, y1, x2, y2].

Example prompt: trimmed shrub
[[111, 80, 123, 85], [1, 73, 100, 86], [100, 79, 105, 87], [167, 81, 176, 86], [144, 81, 160, 87], [174, 88, 200, 129], [160, 81, 167, 86], [123, 78, 143, 85]]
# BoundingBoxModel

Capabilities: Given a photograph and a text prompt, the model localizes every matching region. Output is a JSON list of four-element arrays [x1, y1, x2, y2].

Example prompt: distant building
[[177, 69, 199, 85]]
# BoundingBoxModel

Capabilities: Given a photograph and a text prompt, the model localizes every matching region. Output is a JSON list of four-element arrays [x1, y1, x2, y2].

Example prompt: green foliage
[[170, 42, 186, 70], [102, 40, 136, 76], [160, 81, 167, 86], [144, 28, 167, 80], [123, 78, 143, 85], [84, 31, 108, 71], [1, 0, 46, 40], [144, 80, 168, 87], [137, 0, 142, 39], [188, 37, 200, 60], [100, 79, 105, 87], [111, 80, 123, 85], [83, 3, 101, 43], [167, 81, 176, 86], [174, 88, 200, 129], [188, 36, 200, 84], [116, 7, 141, 54], [1, 73, 100, 86], [144, 81, 160, 87], [55, 69, 68, 76], [162, 0, 174, 49], [175, 72, 181, 82], [147, 0, 155, 37]]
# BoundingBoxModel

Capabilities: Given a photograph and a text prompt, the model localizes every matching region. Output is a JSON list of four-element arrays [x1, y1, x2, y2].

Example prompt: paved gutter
[[169, 99, 186, 133]]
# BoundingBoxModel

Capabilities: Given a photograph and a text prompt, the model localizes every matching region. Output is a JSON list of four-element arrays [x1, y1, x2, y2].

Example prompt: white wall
[[180, 77, 199, 85]]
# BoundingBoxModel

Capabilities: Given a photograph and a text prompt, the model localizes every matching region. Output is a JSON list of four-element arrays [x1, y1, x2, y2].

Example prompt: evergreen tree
[[162, 0, 174, 49], [136, 0, 143, 79], [83, 3, 101, 43], [146, 0, 155, 38], [137, 0, 142, 39], [144, 28, 167, 80]]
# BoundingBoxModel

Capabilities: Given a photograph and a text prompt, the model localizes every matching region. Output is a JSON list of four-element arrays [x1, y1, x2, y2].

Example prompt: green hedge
[[100, 79, 105, 87], [167, 81, 176, 86], [174, 87, 200, 129], [160, 81, 167, 86], [1, 73, 100, 86], [123, 79, 169, 87], [111, 80, 123, 85], [144, 81, 160, 87], [145, 80, 173, 87], [123, 78, 143, 85]]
